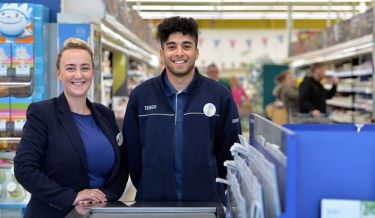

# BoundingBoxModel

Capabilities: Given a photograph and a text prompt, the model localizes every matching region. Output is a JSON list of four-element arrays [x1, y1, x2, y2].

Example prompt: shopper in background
[[299, 63, 338, 117], [275, 71, 299, 116], [229, 76, 250, 118], [123, 16, 241, 203], [14, 38, 128, 218], [206, 63, 231, 91]]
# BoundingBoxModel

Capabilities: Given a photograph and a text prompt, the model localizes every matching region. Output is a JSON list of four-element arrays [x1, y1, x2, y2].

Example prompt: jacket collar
[[159, 67, 202, 95]]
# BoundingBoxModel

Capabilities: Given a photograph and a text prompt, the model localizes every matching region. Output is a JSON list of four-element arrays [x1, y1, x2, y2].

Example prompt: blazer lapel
[[56, 94, 88, 172]]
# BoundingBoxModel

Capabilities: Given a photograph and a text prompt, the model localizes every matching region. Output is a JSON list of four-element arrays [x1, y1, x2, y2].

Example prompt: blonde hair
[[56, 38, 94, 70]]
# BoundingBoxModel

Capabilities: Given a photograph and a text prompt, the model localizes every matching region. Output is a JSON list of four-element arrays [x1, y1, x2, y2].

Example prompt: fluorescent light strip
[[138, 11, 354, 19], [132, 5, 358, 11], [101, 24, 151, 58], [126, 0, 371, 3]]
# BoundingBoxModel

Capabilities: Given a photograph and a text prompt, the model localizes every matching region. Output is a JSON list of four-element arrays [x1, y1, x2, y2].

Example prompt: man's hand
[[311, 109, 321, 118]]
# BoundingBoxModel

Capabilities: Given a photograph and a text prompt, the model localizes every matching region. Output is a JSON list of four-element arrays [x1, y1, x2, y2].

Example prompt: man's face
[[207, 66, 219, 81], [314, 66, 326, 81], [160, 32, 199, 78]]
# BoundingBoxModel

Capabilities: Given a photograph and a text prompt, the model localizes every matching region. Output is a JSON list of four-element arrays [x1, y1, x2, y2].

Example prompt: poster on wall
[[58, 23, 90, 49], [0, 3, 34, 43]]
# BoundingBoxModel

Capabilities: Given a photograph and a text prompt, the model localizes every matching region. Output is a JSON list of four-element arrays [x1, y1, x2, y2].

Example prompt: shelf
[[329, 116, 353, 123], [288, 34, 372, 68], [353, 103, 373, 112], [0, 82, 32, 88], [327, 100, 353, 109], [353, 68, 373, 76], [326, 70, 352, 78], [353, 87, 372, 94]]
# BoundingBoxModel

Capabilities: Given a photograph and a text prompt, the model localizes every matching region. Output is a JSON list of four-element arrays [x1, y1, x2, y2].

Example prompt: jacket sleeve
[[325, 84, 337, 99], [122, 93, 142, 188], [216, 96, 242, 179], [14, 103, 77, 213], [100, 108, 129, 201]]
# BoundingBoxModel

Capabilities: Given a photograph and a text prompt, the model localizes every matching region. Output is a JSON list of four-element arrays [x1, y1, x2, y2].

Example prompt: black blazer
[[14, 94, 128, 218]]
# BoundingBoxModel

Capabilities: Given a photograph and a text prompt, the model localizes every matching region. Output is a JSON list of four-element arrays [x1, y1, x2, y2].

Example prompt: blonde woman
[[14, 38, 128, 218]]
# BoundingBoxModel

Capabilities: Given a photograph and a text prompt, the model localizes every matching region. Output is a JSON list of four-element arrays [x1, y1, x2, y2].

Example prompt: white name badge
[[116, 132, 123, 146]]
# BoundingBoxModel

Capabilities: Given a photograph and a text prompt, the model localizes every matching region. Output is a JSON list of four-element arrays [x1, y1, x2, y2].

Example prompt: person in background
[[206, 63, 231, 91], [299, 63, 338, 117], [14, 38, 128, 218], [123, 16, 241, 203], [274, 71, 299, 116], [229, 76, 250, 118]]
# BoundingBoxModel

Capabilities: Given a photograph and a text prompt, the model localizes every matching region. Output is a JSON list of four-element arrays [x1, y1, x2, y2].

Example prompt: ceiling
[[125, 0, 372, 20]]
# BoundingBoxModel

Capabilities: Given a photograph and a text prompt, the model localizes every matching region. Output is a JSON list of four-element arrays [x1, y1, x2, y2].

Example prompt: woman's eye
[[81, 67, 90, 72], [66, 67, 75, 72]]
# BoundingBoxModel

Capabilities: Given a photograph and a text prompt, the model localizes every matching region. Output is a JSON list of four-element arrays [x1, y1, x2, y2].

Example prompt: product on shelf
[[0, 184, 6, 202], [0, 44, 11, 80], [6, 182, 26, 202], [10, 44, 33, 82], [0, 170, 5, 183]]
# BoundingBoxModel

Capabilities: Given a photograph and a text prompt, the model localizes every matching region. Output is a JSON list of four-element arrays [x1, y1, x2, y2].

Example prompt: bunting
[[262, 37, 268, 47], [199, 38, 204, 47], [229, 39, 237, 49], [213, 39, 220, 48], [246, 39, 252, 49], [277, 35, 284, 44]]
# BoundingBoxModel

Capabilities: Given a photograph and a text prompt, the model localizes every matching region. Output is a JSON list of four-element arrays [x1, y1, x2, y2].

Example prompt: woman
[[14, 38, 128, 218], [229, 76, 250, 118], [275, 71, 299, 115]]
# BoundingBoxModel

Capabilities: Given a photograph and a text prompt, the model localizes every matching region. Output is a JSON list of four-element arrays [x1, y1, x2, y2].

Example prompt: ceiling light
[[126, 0, 371, 3], [132, 5, 358, 11], [137, 11, 354, 20]]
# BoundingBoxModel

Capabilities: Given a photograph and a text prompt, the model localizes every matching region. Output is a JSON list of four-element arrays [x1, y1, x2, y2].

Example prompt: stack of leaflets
[[321, 199, 375, 218]]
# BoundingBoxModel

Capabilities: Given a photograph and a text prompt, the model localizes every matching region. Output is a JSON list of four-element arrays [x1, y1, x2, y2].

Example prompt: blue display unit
[[249, 113, 375, 218], [0, 3, 49, 212]]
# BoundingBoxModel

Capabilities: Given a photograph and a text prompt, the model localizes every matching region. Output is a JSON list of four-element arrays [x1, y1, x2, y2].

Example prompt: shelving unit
[[288, 33, 374, 123]]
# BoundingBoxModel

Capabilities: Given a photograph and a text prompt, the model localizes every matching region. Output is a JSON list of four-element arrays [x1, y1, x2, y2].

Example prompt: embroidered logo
[[232, 118, 240, 123], [203, 103, 216, 117], [144, 105, 157, 110]]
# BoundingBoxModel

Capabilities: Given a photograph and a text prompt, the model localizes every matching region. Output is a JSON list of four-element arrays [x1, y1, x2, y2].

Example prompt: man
[[123, 16, 241, 202], [299, 63, 338, 117], [206, 63, 231, 91]]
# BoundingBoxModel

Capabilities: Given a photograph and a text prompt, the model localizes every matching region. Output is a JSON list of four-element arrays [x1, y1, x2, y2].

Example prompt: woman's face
[[285, 73, 295, 86], [57, 49, 93, 100]]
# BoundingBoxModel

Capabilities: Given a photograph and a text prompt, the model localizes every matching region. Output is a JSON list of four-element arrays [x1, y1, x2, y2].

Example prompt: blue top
[[162, 73, 186, 200], [73, 113, 115, 188]]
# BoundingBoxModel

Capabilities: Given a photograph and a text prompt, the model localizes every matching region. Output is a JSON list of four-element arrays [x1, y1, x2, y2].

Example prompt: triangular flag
[[277, 35, 284, 44], [262, 37, 268, 47], [229, 39, 236, 49], [246, 39, 252, 49], [214, 39, 220, 48], [199, 38, 204, 47]]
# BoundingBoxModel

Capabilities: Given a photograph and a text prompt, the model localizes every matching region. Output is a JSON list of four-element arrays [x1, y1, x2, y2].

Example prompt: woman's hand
[[73, 189, 107, 205]]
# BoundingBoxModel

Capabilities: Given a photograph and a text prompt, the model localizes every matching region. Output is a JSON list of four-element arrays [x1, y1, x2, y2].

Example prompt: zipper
[[175, 93, 178, 125]]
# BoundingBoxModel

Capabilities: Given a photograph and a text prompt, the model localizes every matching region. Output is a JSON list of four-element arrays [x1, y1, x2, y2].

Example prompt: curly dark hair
[[156, 16, 198, 48]]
